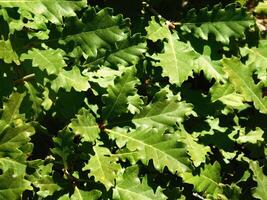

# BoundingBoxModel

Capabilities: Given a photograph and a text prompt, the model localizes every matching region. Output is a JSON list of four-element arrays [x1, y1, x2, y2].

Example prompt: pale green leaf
[[229, 127, 264, 144], [210, 82, 248, 111], [145, 17, 170, 42], [70, 187, 101, 200], [83, 146, 121, 190], [0, 39, 19, 64], [249, 161, 267, 200], [176, 126, 210, 167], [255, 1, 267, 14], [69, 108, 100, 142]]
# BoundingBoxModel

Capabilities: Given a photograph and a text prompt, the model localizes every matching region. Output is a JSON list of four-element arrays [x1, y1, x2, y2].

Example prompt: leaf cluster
[[0, 0, 267, 199]]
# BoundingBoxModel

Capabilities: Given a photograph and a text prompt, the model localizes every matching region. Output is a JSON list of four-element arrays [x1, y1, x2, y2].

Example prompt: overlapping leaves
[[0, 1, 266, 200]]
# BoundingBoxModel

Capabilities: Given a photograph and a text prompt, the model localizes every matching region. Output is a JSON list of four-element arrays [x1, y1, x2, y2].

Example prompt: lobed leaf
[[181, 4, 255, 44]]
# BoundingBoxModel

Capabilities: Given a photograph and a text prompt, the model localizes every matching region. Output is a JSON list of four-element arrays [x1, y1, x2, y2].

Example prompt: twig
[[14, 73, 35, 85]]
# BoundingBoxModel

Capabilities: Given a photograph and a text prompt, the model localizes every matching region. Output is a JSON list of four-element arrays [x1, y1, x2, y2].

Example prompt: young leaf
[[255, 1, 267, 14], [113, 166, 167, 200], [176, 127, 210, 167], [145, 17, 170, 42]]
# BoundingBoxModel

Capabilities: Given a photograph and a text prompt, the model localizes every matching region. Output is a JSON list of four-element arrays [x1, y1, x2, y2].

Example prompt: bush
[[0, 0, 266, 199]]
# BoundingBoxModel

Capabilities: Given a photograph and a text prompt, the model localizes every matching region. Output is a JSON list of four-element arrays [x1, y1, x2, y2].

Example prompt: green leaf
[[181, 4, 255, 44], [151, 32, 198, 86], [0, 93, 35, 160], [107, 127, 190, 175], [84, 34, 146, 68], [62, 7, 129, 60], [0, 169, 32, 200], [83, 146, 121, 190], [249, 161, 267, 200], [210, 82, 248, 111], [70, 187, 101, 200], [229, 127, 264, 144], [25, 82, 43, 117], [240, 40, 267, 82], [113, 166, 167, 200], [0, 157, 26, 177], [21, 48, 67, 75], [255, 1, 267, 14], [133, 93, 195, 130], [0, 0, 86, 24], [0, 39, 19, 64], [195, 56, 226, 83], [176, 126, 210, 167], [51, 129, 75, 167], [69, 108, 100, 142], [0, 92, 25, 132], [145, 17, 170, 42], [29, 163, 61, 198], [183, 162, 224, 198], [51, 66, 90, 92], [222, 58, 267, 114], [102, 66, 139, 121]]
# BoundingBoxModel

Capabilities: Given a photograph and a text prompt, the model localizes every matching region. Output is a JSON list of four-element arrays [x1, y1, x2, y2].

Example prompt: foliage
[[0, 0, 266, 199]]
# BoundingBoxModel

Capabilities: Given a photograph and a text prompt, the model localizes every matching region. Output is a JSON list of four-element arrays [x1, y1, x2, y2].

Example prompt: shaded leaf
[[113, 166, 167, 200], [181, 4, 255, 44], [102, 66, 139, 121], [183, 162, 225, 198], [222, 58, 267, 114]]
